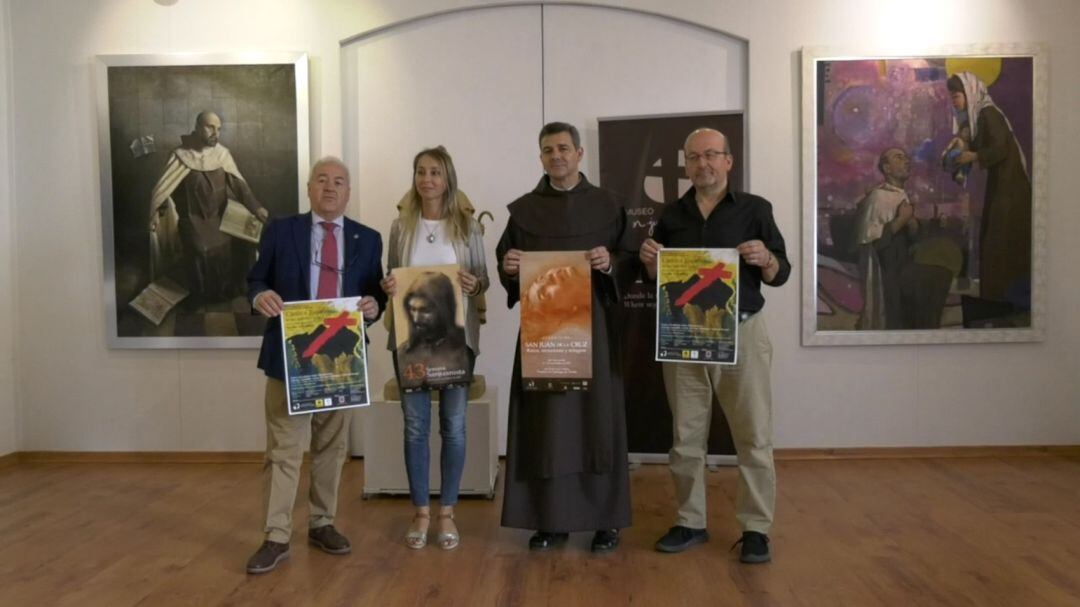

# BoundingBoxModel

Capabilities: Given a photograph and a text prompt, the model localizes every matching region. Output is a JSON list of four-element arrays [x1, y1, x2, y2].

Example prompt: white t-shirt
[[410, 218, 457, 266]]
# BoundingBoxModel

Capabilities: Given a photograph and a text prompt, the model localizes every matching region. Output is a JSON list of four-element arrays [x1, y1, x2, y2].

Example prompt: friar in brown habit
[[496, 122, 636, 554]]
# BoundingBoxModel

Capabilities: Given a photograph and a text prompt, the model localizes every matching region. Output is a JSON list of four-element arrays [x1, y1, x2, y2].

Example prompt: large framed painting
[[96, 52, 309, 348], [801, 45, 1046, 345]]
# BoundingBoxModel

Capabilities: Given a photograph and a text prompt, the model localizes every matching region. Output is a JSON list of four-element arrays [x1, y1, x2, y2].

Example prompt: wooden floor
[[2, 456, 1079, 606]]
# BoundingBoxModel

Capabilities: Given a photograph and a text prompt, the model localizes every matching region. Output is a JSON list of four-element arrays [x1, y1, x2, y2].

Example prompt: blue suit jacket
[[247, 213, 386, 380]]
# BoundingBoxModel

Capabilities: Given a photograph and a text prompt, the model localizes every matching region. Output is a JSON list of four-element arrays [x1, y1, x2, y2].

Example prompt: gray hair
[[309, 156, 350, 184]]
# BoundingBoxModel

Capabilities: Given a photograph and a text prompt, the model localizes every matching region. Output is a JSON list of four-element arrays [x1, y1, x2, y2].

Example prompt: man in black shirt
[[640, 128, 790, 564]]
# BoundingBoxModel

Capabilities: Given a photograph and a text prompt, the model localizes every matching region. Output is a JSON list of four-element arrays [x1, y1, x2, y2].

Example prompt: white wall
[[0, 0, 17, 456], [343, 4, 748, 453], [7, 0, 1079, 452], [731, 0, 1080, 447], [344, 5, 544, 454]]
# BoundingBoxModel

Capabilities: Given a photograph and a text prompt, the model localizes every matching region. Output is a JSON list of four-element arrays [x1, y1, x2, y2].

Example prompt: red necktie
[[317, 221, 339, 299]]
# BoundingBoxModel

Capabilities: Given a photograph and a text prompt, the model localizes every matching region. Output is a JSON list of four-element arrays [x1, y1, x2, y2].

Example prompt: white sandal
[[436, 513, 460, 551], [405, 512, 429, 549]]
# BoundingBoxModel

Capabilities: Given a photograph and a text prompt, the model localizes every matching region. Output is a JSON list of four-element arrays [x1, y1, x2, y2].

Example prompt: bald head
[[683, 128, 734, 196], [192, 111, 221, 148], [195, 111, 220, 129], [877, 147, 910, 185], [684, 128, 731, 154]]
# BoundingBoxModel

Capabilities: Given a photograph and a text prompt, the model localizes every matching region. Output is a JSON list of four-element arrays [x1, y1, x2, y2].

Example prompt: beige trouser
[[661, 313, 775, 534], [262, 378, 351, 544]]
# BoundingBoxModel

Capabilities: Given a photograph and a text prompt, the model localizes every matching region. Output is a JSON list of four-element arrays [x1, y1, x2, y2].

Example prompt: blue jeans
[[401, 385, 468, 506]]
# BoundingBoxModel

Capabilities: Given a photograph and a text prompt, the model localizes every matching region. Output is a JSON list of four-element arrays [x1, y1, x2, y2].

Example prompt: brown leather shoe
[[309, 525, 351, 555], [246, 540, 290, 574]]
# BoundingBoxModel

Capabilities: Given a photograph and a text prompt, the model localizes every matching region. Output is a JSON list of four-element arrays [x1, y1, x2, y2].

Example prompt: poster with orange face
[[519, 251, 592, 391]]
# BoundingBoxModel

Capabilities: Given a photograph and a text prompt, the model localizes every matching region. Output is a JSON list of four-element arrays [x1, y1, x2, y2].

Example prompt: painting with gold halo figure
[[801, 46, 1046, 345]]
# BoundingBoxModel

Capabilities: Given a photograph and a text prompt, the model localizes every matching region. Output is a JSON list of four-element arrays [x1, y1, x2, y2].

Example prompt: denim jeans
[[401, 386, 468, 506]]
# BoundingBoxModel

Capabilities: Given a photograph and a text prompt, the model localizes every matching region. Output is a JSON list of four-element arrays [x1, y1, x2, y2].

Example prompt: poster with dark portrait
[[280, 297, 370, 416], [96, 52, 309, 348], [391, 264, 471, 393], [519, 251, 592, 391], [802, 46, 1046, 345], [657, 248, 740, 365]]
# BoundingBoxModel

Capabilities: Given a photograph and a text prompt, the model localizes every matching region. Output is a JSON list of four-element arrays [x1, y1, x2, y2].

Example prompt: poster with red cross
[[656, 249, 740, 365], [280, 297, 370, 415]]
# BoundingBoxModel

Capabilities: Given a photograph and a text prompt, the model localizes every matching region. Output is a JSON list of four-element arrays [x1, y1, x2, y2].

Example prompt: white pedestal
[[351, 386, 499, 499]]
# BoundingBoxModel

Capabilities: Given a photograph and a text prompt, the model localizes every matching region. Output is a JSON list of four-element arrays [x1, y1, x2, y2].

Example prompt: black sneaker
[[308, 525, 351, 555], [246, 540, 290, 574], [732, 531, 771, 564], [654, 525, 709, 553]]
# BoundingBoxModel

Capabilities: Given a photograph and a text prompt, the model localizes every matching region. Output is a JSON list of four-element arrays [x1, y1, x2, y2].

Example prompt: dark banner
[[599, 112, 744, 456]]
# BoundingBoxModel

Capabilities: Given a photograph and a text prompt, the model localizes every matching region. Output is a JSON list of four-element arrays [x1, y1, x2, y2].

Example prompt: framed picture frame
[[96, 52, 309, 348], [801, 45, 1046, 346]]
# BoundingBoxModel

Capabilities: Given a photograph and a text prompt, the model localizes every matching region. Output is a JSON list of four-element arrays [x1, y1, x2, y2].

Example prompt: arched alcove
[[340, 3, 748, 453]]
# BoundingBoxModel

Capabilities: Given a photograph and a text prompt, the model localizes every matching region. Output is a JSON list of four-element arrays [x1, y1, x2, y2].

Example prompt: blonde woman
[[380, 146, 488, 550]]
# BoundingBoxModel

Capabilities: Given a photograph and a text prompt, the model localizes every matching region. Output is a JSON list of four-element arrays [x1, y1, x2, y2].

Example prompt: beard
[[691, 170, 727, 190], [410, 323, 443, 343]]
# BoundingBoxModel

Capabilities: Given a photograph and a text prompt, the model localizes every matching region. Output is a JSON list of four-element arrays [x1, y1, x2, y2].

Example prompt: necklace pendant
[[427, 233, 436, 243]]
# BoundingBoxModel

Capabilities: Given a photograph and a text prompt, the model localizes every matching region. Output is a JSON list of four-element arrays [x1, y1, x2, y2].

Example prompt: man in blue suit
[[245, 156, 385, 574]]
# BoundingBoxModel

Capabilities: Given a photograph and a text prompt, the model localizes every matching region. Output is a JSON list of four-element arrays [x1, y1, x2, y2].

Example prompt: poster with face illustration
[[519, 251, 592, 391], [392, 264, 471, 393]]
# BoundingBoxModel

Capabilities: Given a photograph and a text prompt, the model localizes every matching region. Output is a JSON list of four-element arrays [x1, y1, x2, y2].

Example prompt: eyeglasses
[[311, 237, 345, 276], [311, 258, 345, 276], [685, 150, 731, 163]]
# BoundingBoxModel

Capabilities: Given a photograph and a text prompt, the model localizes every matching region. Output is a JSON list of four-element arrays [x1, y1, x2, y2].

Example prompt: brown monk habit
[[496, 174, 636, 532]]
